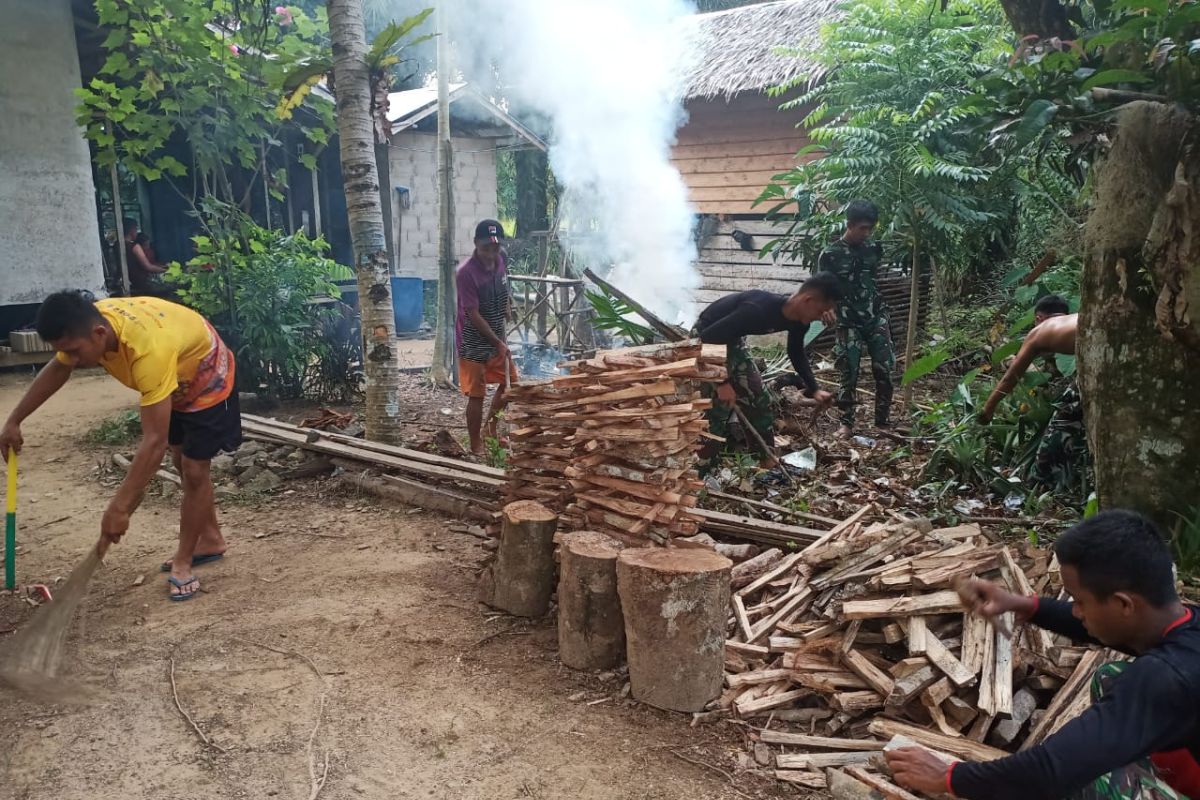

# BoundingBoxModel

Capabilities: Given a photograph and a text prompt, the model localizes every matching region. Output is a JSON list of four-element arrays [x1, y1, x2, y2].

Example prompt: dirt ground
[[0, 370, 791, 800]]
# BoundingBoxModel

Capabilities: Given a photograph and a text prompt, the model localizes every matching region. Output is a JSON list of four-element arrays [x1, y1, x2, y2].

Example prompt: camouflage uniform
[[1033, 382, 1089, 491], [697, 336, 775, 471], [818, 239, 896, 427], [1070, 662, 1184, 800]]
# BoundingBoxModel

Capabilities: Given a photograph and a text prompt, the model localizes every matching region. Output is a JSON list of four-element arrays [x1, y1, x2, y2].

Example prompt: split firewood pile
[[720, 509, 1106, 792], [503, 340, 726, 544]]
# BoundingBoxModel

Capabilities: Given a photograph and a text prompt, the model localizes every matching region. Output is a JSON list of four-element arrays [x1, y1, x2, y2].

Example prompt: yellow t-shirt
[[56, 297, 235, 411]]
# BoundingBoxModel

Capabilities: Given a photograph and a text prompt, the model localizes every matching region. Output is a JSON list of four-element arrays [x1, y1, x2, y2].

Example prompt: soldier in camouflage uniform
[[981, 295, 1088, 488], [817, 200, 895, 434], [885, 511, 1200, 800], [693, 275, 841, 473]]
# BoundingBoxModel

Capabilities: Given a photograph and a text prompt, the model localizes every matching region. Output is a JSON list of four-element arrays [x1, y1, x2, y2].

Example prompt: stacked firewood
[[503, 340, 726, 544], [720, 510, 1107, 791]]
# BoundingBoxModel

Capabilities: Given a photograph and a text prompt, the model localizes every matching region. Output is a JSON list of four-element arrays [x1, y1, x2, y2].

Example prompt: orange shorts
[[459, 354, 519, 398]]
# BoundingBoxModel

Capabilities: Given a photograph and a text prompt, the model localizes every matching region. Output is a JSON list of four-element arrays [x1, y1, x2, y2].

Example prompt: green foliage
[[902, 349, 953, 386], [87, 409, 142, 446], [278, 8, 434, 122], [980, 0, 1200, 158], [78, 1, 334, 206], [1171, 507, 1200, 580], [916, 367, 1084, 500], [484, 436, 509, 470], [165, 207, 353, 401], [761, 0, 1010, 270], [586, 289, 656, 345]]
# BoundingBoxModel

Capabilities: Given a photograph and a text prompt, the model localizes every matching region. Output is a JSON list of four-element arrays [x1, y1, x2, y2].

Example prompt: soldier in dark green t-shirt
[[817, 200, 896, 436]]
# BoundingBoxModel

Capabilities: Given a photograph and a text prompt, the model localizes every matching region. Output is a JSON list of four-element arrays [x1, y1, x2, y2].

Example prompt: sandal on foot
[[167, 575, 200, 602], [160, 553, 224, 572]]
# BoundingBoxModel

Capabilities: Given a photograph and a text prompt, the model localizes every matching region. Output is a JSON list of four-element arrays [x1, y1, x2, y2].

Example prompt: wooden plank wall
[[672, 93, 813, 215], [692, 219, 930, 351]]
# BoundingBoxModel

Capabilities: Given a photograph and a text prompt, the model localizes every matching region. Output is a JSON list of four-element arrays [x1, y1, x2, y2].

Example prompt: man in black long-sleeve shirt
[[887, 510, 1200, 800], [694, 273, 842, 470]]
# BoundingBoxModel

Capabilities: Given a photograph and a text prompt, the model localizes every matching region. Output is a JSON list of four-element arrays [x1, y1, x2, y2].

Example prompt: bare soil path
[[0, 371, 786, 800]]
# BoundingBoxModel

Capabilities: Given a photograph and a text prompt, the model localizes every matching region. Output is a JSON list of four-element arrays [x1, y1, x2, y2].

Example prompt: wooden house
[[674, 0, 928, 340]]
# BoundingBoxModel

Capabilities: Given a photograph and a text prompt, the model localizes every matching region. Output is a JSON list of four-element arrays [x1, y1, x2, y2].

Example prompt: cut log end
[[617, 545, 732, 713]]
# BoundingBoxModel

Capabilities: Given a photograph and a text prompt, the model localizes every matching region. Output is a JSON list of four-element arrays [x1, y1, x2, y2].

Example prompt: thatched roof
[[679, 0, 843, 101]]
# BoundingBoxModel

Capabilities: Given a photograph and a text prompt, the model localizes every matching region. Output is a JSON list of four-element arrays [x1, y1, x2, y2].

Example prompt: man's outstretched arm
[[100, 398, 171, 547], [981, 333, 1044, 422], [0, 358, 74, 459]]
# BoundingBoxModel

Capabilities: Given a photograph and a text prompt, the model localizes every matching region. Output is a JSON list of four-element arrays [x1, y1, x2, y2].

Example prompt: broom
[[0, 502, 107, 703]]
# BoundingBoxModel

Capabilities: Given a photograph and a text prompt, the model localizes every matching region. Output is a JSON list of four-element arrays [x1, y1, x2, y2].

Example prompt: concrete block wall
[[0, 0, 105, 307], [389, 131, 501, 281]]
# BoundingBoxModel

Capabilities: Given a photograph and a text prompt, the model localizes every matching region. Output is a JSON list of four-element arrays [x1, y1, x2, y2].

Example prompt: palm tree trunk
[[902, 236, 921, 405], [430, 1, 457, 387], [328, 0, 403, 443]]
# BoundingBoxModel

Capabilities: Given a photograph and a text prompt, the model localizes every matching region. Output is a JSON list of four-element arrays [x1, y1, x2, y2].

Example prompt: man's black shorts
[[168, 393, 243, 461]]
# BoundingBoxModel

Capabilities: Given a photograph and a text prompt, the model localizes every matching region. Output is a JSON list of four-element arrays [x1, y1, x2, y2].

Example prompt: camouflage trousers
[[1070, 662, 1184, 800], [1033, 383, 1089, 490], [834, 317, 896, 427], [699, 338, 775, 470]]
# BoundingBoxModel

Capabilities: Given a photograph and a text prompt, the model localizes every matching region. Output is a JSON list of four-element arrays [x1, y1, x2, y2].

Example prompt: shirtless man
[[980, 294, 1085, 487]]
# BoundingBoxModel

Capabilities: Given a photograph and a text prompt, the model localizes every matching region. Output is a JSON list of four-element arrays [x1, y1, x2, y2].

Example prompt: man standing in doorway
[[818, 199, 896, 436], [456, 219, 518, 455], [0, 292, 240, 601]]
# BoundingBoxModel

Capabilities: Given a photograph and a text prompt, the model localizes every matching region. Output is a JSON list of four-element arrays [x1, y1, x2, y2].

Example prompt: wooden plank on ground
[[867, 719, 1008, 762]]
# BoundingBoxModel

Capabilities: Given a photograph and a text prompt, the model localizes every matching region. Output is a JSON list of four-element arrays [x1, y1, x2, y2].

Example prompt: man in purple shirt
[[456, 219, 517, 454]]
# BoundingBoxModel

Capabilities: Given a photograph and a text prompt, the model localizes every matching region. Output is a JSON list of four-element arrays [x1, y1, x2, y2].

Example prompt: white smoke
[[445, 0, 701, 324]]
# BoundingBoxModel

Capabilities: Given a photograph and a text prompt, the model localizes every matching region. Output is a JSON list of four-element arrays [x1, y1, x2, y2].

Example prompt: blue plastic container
[[390, 276, 424, 332], [333, 277, 424, 332]]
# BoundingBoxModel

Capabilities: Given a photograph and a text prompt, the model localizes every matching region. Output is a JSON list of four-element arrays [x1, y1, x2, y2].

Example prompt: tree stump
[[616, 547, 732, 712], [483, 500, 559, 617], [557, 531, 626, 671]]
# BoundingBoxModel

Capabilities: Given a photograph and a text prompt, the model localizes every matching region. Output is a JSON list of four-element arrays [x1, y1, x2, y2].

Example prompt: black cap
[[474, 219, 505, 243]]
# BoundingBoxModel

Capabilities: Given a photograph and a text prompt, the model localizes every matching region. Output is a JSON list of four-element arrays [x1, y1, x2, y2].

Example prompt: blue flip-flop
[[160, 553, 224, 572], [167, 575, 200, 602]]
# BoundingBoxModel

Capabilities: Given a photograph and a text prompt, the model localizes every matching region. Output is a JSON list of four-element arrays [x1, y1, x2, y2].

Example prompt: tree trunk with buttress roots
[[328, 0, 403, 443], [1078, 102, 1200, 532]]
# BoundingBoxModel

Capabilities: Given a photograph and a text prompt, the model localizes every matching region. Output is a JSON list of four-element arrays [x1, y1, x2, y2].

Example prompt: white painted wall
[[0, 0, 105, 306], [388, 131, 500, 281]]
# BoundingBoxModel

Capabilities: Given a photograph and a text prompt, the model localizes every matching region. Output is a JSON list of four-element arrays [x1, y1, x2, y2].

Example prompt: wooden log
[[1023, 649, 1104, 749], [483, 501, 560, 617], [617, 547, 732, 712], [336, 470, 494, 523], [886, 665, 939, 706], [843, 766, 924, 800], [776, 752, 876, 770], [923, 632, 977, 688], [735, 688, 806, 716], [758, 731, 884, 750], [843, 649, 895, 697], [832, 691, 885, 713], [557, 531, 626, 670], [774, 771, 827, 789], [867, 719, 1008, 762], [841, 591, 962, 620], [726, 668, 792, 689], [731, 548, 783, 589], [961, 612, 990, 676]]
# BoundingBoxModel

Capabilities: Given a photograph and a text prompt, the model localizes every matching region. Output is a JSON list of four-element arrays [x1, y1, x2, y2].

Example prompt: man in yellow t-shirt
[[0, 292, 240, 601]]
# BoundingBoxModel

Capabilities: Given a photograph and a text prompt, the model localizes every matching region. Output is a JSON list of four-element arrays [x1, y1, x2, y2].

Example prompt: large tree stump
[[482, 501, 559, 617], [616, 547, 732, 712], [557, 531, 626, 671]]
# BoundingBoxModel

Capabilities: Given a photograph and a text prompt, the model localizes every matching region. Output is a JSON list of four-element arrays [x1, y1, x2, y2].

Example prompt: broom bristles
[[0, 547, 103, 701]]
